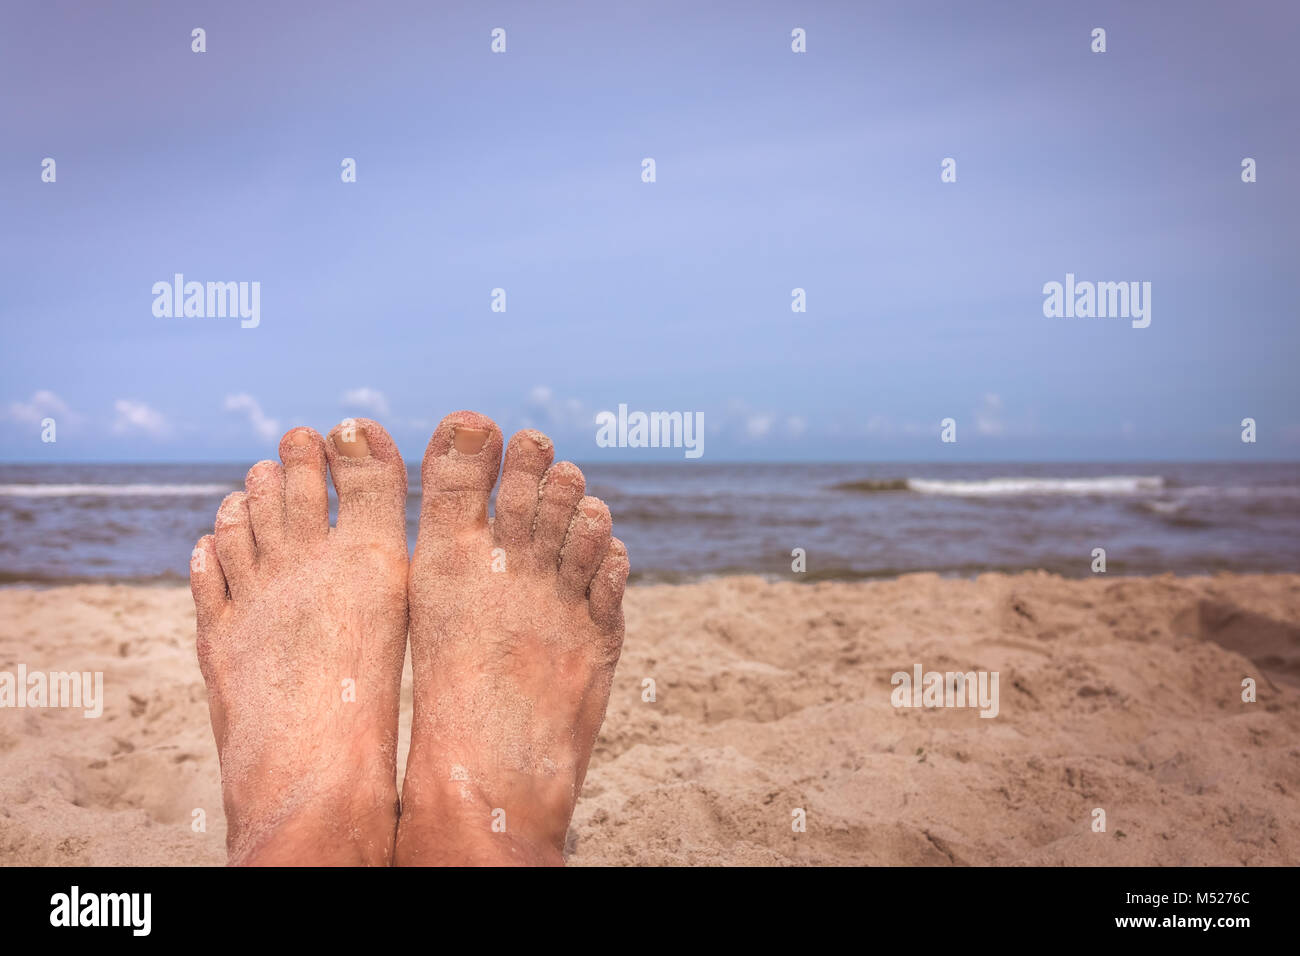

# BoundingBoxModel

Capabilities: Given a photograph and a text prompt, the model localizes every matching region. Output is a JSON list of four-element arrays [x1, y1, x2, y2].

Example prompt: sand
[[1, 572, 1298, 866]]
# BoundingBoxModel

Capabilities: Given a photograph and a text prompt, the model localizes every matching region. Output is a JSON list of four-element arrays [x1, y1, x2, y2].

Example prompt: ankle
[[227, 783, 399, 866], [394, 804, 565, 866]]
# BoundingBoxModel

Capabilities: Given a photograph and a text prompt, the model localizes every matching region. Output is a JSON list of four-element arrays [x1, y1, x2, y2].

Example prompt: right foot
[[396, 413, 629, 866], [190, 420, 409, 866]]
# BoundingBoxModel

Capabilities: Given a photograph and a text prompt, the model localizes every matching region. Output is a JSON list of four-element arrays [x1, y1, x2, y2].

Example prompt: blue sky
[[2, 0, 1297, 462]]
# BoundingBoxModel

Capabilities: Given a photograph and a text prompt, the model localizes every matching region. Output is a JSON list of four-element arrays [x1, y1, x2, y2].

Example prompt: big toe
[[417, 411, 503, 546], [325, 417, 408, 543]]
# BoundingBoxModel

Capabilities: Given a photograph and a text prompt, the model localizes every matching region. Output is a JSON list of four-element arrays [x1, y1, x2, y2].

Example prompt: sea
[[1, 462, 1298, 584]]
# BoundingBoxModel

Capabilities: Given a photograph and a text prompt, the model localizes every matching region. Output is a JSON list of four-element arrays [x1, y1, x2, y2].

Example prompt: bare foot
[[190, 419, 409, 866], [396, 412, 629, 866]]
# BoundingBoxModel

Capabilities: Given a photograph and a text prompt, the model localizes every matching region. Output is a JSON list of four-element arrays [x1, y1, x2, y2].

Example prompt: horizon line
[[1, 458, 1298, 467]]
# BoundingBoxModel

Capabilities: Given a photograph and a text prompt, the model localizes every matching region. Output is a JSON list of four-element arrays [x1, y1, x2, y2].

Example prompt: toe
[[494, 429, 554, 549], [324, 417, 408, 542], [530, 461, 586, 569], [587, 536, 630, 633], [558, 496, 612, 598], [189, 533, 229, 626], [244, 460, 286, 558], [214, 492, 256, 597], [418, 411, 503, 540], [279, 426, 330, 544]]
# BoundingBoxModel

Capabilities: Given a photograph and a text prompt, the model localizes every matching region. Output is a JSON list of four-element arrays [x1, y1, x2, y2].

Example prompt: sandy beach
[[1, 572, 1298, 866]]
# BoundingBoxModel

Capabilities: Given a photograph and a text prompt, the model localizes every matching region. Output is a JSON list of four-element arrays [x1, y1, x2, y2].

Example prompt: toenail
[[452, 427, 489, 455], [334, 427, 370, 458], [519, 431, 551, 452], [288, 430, 313, 447], [547, 462, 583, 486]]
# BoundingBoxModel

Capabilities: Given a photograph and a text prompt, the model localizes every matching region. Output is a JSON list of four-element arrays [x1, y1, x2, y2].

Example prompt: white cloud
[[857, 414, 929, 438], [113, 399, 170, 437], [523, 385, 589, 431], [863, 414, 891, 436], [719, 400, 809, 442], [224, 393, 279, 441], [341, 387, 390, 417], [5, 389, 75, 425], [974, 393, 1005, 436]]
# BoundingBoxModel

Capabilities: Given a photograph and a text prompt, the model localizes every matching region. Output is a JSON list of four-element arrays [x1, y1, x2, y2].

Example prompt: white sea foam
[[0, 483, 232, 498], [906, 476, 1165, 497], [1168, 485, 1300, 498]]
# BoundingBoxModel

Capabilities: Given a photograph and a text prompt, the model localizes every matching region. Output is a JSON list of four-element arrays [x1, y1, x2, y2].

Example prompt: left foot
[[190, 419, 409, 865]]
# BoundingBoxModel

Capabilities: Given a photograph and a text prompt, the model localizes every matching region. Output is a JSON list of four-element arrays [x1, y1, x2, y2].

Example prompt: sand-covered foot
[[397, 412, 629, 866], [189, 419, 409, 866]]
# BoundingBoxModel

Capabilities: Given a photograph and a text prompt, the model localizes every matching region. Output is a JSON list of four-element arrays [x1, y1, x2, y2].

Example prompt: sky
[[1, 0, 1297, 462]]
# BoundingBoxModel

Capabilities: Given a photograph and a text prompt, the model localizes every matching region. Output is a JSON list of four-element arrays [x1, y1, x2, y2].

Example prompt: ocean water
[[1, 462, 1298, 584]]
